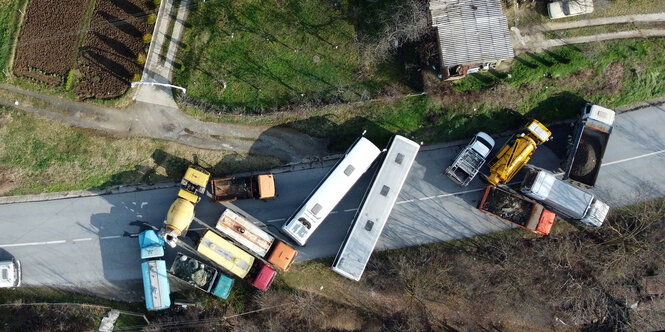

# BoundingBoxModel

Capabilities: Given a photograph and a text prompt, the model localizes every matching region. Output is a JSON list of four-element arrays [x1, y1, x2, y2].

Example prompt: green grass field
[[183, 37, 665, 149], [0, 0, 20, 78], [174, 0, 410, 110]]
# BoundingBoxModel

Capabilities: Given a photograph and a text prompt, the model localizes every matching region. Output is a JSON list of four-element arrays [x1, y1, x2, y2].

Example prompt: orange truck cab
[[267, 241, 298, 272]]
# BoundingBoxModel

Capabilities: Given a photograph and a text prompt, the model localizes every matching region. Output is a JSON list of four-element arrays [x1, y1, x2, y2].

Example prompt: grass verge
[[0, 106, 280, 196], [0, 0, 21, 77]]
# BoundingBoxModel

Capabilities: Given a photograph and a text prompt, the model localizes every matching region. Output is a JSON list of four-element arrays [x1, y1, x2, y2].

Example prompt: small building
[[429, 0, 514, 79]]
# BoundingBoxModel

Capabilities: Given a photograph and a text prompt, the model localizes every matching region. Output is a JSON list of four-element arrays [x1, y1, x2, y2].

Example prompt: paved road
[[134, 0, 190, 108], [0, 104, 664, 300]]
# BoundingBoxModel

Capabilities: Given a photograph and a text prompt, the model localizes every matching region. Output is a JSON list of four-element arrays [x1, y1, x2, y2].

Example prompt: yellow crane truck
[[160, 166, 211, 248], [487, 120, 551, 186]]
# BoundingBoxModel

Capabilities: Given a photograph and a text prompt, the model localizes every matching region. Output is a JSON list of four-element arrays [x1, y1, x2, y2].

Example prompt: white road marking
[[343, 208, 357, 212], [72, 238, 92, 243], [99, 235, 122, 240], [602, 148, 665, 166], [267, 218, 286, 223], [0, 240, 66, 248]]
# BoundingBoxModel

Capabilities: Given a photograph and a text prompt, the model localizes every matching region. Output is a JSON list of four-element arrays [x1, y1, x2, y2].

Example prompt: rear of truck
[[563, 103, 615, 187]]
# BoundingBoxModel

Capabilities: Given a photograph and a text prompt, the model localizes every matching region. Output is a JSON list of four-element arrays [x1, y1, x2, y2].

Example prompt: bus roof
[[282, 136, 381, 246], [333, 135, 420, 281], [197, 230, 255, 278]]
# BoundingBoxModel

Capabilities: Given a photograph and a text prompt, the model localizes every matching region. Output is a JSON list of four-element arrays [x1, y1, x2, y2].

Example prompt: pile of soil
[[482, 188, 531, 226], [571, 135, 601, 178], [13, 0, 90, 85]]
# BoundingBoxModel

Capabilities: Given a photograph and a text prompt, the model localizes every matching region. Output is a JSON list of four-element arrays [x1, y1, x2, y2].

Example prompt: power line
[[114, 303, 292, 331]]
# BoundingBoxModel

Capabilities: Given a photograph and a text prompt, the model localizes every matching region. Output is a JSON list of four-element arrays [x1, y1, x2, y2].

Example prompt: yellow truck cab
[[161, 166, 211, 247], [488, 120, 551, 186]]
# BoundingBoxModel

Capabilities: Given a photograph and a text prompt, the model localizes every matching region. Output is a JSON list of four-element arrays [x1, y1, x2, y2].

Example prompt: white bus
[[332, 135, 420, 281], [281, 136, 381, 246]]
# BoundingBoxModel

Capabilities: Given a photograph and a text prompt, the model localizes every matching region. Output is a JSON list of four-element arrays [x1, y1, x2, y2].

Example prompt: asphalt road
[[1, 104, 664, 300]]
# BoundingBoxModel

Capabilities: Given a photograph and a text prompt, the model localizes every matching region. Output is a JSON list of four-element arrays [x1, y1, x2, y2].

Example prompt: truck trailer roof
[[521, 168, 592, 220]]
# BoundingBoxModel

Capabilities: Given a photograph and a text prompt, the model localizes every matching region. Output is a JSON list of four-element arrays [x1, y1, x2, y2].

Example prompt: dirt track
[[511, 13, 665, 53], [0, 84, 329, 163]]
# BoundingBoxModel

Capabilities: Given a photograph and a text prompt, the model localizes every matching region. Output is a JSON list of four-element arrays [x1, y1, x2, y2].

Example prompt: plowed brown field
[[76, 0, 155, 100], [13, 0, 90, 85]]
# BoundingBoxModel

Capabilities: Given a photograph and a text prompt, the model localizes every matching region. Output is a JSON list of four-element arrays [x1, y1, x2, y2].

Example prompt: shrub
[[64, 69, 75, 90], [131, 73, 142, 82], [136, 52, 147, 65], [153, 0, 161, 5], [147, 13, 157, 24], [143, 33, 152, 44]]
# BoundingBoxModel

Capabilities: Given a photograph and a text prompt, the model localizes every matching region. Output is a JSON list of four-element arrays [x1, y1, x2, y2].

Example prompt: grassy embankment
[[182, 37, 665, 148], [0, 106, 279, 195]]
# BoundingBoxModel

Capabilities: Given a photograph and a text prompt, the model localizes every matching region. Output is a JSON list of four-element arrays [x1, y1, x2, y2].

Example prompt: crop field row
[[76, 0, 155, 100], [13, 0, 90, 85]]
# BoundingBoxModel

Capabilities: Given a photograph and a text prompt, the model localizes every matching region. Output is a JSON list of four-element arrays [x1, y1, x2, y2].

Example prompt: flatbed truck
[[169, 253, 235, 300], [210, 174, 276, 202]]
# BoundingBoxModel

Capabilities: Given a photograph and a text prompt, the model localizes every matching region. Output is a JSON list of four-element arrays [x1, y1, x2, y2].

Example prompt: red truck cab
[[246, 261, 276, 291]]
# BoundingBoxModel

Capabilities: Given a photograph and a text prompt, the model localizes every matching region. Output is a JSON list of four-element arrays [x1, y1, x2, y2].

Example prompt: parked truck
[[169, 253, 235, 300], [160, 166, 211, 247], [520, 166, 609, 227], [216, 208, 298, 271], [445, 132, 495, 186], [138, 230, 170, 311], [488, 120, 552, 186], [563, 103, 615, 187], [210, 174, 276, 202], [196, 230, 277, 291], [478, 185, 556, 235]]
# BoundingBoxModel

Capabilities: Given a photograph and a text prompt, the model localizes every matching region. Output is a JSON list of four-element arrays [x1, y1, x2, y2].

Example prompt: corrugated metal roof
[[430, 0, 514, 66]]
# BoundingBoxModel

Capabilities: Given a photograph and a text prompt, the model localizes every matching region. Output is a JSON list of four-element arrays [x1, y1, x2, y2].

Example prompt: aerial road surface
[[0, 104, 664, 300]]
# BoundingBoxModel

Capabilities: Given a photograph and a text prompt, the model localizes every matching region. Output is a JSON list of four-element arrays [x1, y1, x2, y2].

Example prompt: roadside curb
[[2, 99, 661, 205], [0, 156, 345, 205]]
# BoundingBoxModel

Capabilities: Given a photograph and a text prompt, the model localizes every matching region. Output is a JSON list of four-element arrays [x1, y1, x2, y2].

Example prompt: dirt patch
[[76, 0, 155, 100], [13, 0, 90, 85], [0, 165, 19, 196], [600, 61, 624, 93]]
